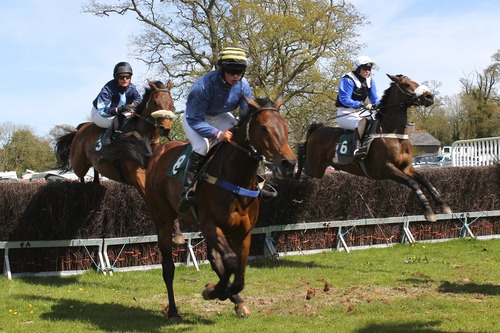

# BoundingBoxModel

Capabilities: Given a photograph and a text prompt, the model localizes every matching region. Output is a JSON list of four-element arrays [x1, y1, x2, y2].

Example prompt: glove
[[364, 103, 374, 110], [117, 104, 134, 114]]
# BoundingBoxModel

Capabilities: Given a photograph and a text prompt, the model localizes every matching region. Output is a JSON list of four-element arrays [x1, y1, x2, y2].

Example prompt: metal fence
[[2, 210, 500, 279], [451, 137, 500, 167]]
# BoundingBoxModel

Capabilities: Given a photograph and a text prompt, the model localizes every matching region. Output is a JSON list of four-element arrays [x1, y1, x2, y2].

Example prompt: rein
[[201, 106, 280, 198]]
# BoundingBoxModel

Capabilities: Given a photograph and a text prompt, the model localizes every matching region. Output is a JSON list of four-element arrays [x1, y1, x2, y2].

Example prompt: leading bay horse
[[144, 97, 296, 322], [55, 80, 175, 197], [295, 74, 452, 222]]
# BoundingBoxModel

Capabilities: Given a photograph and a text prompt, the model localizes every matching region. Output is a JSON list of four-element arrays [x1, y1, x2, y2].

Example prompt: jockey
[[178, 47, 253, 212], [336, 56, 380, 161], [91, 62, 142, 146]]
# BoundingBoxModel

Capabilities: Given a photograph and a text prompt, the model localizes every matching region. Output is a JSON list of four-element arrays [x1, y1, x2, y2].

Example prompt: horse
[[55, 80, 175, 197], [144, 96, 296, 323], [295, 74, 452, 222]]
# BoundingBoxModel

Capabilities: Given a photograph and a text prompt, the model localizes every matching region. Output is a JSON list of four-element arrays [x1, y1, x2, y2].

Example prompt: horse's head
[[386, 74, 434, 107], [240, 96, 296, 179], [137, 80, 176, 137]]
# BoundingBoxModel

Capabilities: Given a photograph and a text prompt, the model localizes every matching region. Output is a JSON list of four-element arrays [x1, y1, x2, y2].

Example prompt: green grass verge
[[1, 238, 499, 332]]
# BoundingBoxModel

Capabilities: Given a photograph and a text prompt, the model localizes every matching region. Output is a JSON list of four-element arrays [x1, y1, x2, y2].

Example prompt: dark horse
[[55, 80, 175, 198], [145, 97, 296, 322], [295, 74, 452, 222]]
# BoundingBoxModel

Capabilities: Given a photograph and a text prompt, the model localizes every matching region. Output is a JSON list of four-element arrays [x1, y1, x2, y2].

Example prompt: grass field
[[1, 238, 499, 333]]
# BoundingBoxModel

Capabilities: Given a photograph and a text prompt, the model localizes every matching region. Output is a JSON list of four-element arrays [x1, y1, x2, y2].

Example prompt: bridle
[[393, 76, 432, 107], [132, 88, 175, 130], [228, 106, 280, 165]]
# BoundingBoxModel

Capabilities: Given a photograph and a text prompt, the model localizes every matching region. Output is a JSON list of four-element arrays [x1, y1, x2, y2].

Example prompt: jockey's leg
[[353, 117, 368, 161], [178, 151, 205, 212], [102, 116, 122, 146]]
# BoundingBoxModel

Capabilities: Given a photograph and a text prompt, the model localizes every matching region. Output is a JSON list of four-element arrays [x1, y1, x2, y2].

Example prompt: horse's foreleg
[[227, 233, 252, 317], [201, 226, 237, 301], [411, 171, 452, 215]]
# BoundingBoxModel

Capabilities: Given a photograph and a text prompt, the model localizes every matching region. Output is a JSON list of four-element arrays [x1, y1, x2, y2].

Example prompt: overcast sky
[[1, 0, 499, 137]]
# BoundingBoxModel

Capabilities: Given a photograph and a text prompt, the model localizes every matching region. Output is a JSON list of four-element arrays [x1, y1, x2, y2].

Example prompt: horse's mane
[[252, 97, 274, 108], [379, 74, 406, 107], [135, 80, 167, 115], [379, 82, 396, 107], [240, 97, 274, 124]]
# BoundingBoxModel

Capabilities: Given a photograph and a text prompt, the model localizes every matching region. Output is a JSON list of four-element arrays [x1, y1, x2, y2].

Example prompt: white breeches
[[181, 112, 235, 156], [336, 107, 371, 130], [91, 107, 114, 128]]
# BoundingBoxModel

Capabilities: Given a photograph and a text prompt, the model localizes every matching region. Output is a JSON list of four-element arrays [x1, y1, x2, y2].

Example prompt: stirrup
[[178, 189, 196, 212], [352, 148, 367, 161]]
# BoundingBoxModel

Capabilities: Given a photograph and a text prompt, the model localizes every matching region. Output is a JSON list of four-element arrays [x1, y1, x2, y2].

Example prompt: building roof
[[408, 130, 441, 146]]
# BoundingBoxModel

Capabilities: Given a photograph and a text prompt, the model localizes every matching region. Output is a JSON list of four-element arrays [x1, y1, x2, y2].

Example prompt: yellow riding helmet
[[217, 47, 248, 69]]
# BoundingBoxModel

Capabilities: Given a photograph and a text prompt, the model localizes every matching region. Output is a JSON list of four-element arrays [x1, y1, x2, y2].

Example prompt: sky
[[1, 0, 499, 137]]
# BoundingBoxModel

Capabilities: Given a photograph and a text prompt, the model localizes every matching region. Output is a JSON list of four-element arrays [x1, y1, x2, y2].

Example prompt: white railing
[[451, 137, 500, 166], [3, 210, 500, 279]]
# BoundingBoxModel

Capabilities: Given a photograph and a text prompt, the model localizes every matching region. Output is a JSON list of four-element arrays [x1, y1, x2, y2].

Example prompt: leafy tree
[[0, 123, 56, 175], [409, 81, 453, 145], [458, 50, 500, 139], [83, 0, 367, 143]]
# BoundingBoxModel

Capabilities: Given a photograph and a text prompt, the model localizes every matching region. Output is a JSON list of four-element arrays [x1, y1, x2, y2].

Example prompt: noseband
[[394, 77, 432, 107], [134, 88, 175, 128]]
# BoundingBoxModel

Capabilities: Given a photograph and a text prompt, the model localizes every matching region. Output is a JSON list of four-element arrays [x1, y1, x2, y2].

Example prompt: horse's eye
[[260, 125, 269, 134]]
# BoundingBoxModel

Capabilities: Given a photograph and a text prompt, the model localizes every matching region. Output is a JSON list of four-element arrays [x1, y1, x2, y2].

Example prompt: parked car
[[412, 154, 451, 168]]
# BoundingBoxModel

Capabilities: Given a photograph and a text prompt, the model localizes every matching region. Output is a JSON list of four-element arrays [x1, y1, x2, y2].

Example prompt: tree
[[458, 50, 500, 139], [0, 123, 56, 175], [83, 0, 367, 143], [408, 81, 453, 145]]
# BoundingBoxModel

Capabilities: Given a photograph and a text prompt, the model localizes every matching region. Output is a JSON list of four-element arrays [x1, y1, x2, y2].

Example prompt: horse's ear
[[148, 80, 157, 89], [387, 74, 398, 82], [167, 80, 173, 90], [244, 96, 260, 109], [275, 95, 285, 110]]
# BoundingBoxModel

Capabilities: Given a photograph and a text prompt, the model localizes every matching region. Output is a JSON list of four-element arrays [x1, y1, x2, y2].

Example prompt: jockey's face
[[116, 74, 132, 88], [358, 66, 372, 79], [223, 71, 243, 86]]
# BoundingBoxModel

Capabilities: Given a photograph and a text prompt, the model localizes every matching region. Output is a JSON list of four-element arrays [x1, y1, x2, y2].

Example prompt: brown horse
[[55, 80, 175, 197], [145, 97, 296, 322], [295, 74, 452, 222]]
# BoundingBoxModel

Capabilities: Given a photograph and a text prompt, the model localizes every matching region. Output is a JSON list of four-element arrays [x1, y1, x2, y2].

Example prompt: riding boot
[[256, 175, 278, 198], [178, 151, 205, 212], [102, 125, 114, 147], [352, 118, 368, 162]]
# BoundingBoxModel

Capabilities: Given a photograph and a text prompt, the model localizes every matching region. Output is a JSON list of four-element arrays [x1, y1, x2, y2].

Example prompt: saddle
[[94, 115, 135, 152], [333, 119, 379, 165]]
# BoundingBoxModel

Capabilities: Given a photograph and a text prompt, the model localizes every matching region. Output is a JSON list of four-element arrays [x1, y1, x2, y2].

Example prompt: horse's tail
[[54, 130, 77, 173], [295, 122, 324, 179]]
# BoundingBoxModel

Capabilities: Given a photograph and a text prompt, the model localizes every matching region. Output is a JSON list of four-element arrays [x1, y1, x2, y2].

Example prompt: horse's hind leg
[[411, 171, 452, 215], [150, 205, 182, 323], [385, 167, 437, 222]]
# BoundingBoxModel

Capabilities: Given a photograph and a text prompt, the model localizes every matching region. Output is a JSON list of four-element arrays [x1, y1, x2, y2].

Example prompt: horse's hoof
[[235, 303, 251, 317], [439, 205, 452, 214], [202, 283, 217, 300], [424, 211, 437, 222], [172, 233, 185, 245], [167, 316, 182, 325]]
